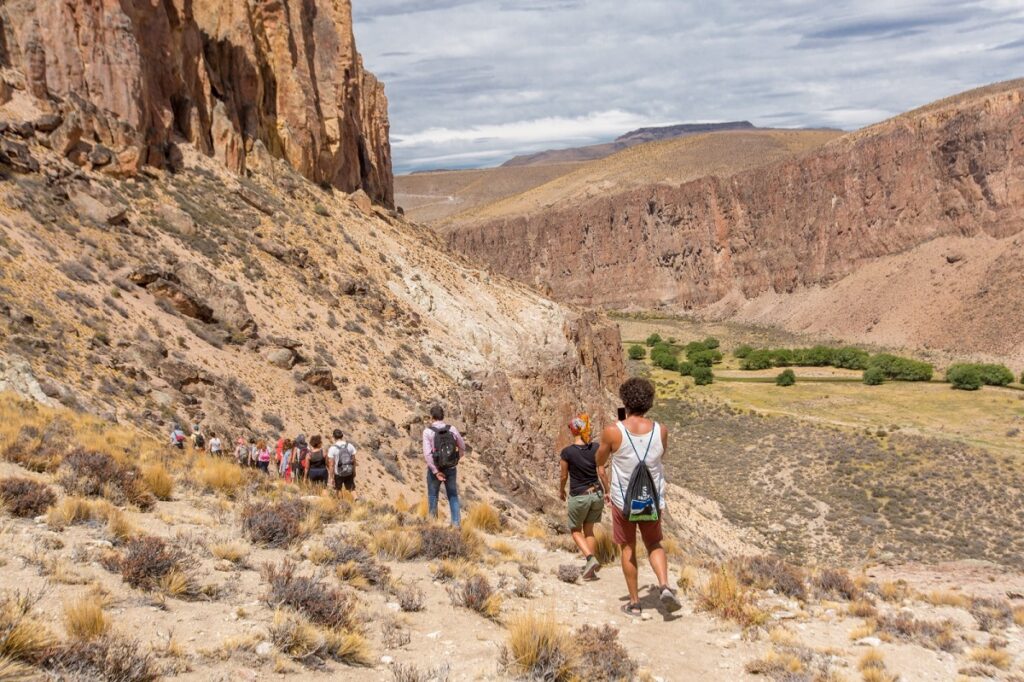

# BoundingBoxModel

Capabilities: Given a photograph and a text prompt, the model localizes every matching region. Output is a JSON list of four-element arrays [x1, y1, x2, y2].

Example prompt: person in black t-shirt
[[559, 414, 608, 579]]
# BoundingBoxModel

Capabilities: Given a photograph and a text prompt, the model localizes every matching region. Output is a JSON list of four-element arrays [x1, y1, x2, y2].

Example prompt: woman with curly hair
[[558, 413, 608, 580], [596, 377, 681, 617]]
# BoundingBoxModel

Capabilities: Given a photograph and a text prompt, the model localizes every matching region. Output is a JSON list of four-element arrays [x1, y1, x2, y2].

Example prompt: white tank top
[[610, 421, 666, 511]]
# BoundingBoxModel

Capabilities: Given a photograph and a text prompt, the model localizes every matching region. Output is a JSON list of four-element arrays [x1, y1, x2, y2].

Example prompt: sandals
[[621, 601, 642, 617]]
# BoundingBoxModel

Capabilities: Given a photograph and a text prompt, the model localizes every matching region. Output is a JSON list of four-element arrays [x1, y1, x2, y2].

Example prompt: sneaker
[[582, 556, 600, 580], [660, 585, 682, 613]]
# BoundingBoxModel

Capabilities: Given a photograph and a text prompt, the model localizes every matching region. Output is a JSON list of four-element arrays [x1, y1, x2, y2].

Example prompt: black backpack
[[193, 433, 205, 449], [335, 443, 355, 477], [430, 425, 459, 470], [617, 423, 661, 522]]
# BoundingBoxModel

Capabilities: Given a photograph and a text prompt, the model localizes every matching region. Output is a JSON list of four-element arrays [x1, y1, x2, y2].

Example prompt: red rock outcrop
[[0, 0, 393, 206], [450, 80, 1024, 310]]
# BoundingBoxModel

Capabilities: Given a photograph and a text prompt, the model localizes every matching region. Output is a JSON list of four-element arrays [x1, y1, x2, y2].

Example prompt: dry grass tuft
[[925, 590, 970, 609], [195, 456, 244, 496], [62, 598, 109, 641], [745, 650, 805, 676], [263, 560, 358, 630], [968, 646, 1010, 670], [432, 559, 473, 583], [874, 611, 959, 651], [0, 478, 56, 517], [141, 463, 173, 500], [572, 624, 638, 680], [677, 564, 699, 593], [849, 622, 877, 641], [393, 494, 412, 514], [464, 502, 501, 533], [524, 517, 548, 539], [733, 555, 806, 600], [371, 529, 422, 561], [210, 541, 249, 564], [1013, 605, 1024, 627], [499, 612, 577, 681], [874, 580, 908, 603], [270, 610, 371, 666], [698, 566, 767, 628], [593, 524, 619, 565], [107, 535, 196, 597], [58, 449, 155, 510], [0, 591, 55, 668], [47, 635, 160, 681], [847, 598, 878, 618], [812, 568, 860, 601]]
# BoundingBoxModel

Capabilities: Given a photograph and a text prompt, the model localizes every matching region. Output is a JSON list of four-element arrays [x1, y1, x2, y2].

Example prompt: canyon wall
[[449, 81, 1024, 311], [0, 0, 393, 205]]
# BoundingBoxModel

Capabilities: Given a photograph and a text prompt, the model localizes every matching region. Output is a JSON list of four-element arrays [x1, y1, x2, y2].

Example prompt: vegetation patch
[[241, 498, 309, 547], [0, 477, 56, 517]]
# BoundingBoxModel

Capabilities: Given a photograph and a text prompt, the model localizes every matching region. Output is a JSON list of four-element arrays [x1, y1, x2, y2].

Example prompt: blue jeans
[[426, 466, 460, 527]]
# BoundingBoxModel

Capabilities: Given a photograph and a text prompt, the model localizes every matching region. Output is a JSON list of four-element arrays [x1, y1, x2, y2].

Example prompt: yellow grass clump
[[501, 612, 576, 681], [393, 494, 412, 514], [876, 580, 907, 603], [524, 517, 548, 539], [336, 562, 370, 590], [1013, 605, 1024, 627], [968, 646, 1010, 670], [141, 463, 174, 500], [62, 598, 109, 641], [270, 610, 372, 666], [925, 590, 970, 609], [415, 497, 429, 519], [195, 456, 244, 496], [490, 539, 518, 559], [0, 592, 55, 668], [698, 566, 767, 628], [847, 598, 878, 618], [745, 650, 804, 676], [210, 541, 249, 563], [592, 524, 619, 564], [677, 564, 699, 593], [371, 529, 421, 561], [464, 502, 501, 533], [768, 627, 799, 648], [305, 542, 334, 566], [849, 622, 878, 641]]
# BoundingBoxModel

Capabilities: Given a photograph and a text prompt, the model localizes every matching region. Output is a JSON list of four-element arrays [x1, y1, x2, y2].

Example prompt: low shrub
[[269, 609, 371, 666], [688, 349, 721, 367], [44, 635, 160, 681], [111, 535, 194, 593], [947, 363, 1014, 388], [649, 343, 679, 371], [734, 344, 753, 359], [732, 555, 806, 600], [371, 528, 422, 560], [698, 567, 767, 628], [868, 354, 933, 382], [58, 449, 154, 510], [812, 568, 859, 601], [419, 525, 470, 560], [833, 346, 871, 370], [0, 477, 56, 517], [644, 334, 661, 347], [740, 350, 774, 370], [557, 564, 580, 584], [874, 611, 959, 651], [703, 337, 720, 350], [775, 369, 796, 387], [678, 361, 694, 376], [692, 366, 714, 386], [195, 456, 244, 495], [448, 574, 501, 620], [0, 591, 55, 670], [263, 560, 358, 629], [947, 364, 983, 391], [141, 463, 173, 500], [500, 613, 576, 681], [241, 499, 309, 547], [573, 624, 637, 681], [863, 367, 886, 385], [627, 345, 645, 361]]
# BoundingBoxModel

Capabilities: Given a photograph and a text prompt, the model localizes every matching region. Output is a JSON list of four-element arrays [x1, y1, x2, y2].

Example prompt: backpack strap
[[614, 422, 657, 505]]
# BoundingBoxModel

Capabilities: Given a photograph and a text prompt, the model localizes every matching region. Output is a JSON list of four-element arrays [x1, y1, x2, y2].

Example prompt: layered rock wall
[[450, 82, 1024, 310], [0, 0, 393, 205]]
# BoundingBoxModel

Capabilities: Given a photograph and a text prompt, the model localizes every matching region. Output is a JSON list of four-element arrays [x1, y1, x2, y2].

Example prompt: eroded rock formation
[[450, 80, 1024, 311], [0, 0, 393, 205]]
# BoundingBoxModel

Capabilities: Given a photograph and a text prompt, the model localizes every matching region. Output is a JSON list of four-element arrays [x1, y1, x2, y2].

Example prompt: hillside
[[448, 79, 1024, 367], [0, 0, 622, 517], [500, 121, 759, 167], [397, 129, 839, 225]]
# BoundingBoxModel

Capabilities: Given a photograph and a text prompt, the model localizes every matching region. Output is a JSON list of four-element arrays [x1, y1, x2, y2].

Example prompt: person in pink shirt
[[423, 405, 466, 526]]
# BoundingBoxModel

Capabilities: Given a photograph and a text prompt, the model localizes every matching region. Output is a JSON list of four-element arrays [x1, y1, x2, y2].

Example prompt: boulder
[[349, 189, 374, 215], [68, 186, 128, 225], [88, 145, 114, 168], [0, 140, 39, 173], [264, 348, 296, 369], [175, 263, 256, 337], [301, 367, 336, 391], [157, 203, 197, 236], [33, 114, 63, 133]]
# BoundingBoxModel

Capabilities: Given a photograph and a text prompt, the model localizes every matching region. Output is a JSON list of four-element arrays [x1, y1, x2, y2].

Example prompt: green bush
[[627, 345, 646, 361], [645, 334, 662, 347], [678, 361, 694, 377], [769, 349, 795, 367], [833, 347, 871, 370], [691, 366, 714, 386], [740, 350, 774, 371], [867, 354, 933, 382], [734, 344, 753, 359], [946, 363, 1013, 388], [688, 349, 721, 367], [863, 367, 885, 386], [649, 342, 679, 371], [703, 337, 720, 350], [684, 341, 708, 357], [947, 364, 982, 391], [775, 369, 796, 387]]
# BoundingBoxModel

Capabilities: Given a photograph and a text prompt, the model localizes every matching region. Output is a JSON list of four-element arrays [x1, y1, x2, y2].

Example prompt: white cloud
[[353, 0, 1023, 172]]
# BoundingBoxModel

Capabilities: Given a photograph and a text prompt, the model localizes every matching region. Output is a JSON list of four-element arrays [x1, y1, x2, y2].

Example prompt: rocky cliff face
[[0, 0, 393, 206], [450, 80, 1024, 312]]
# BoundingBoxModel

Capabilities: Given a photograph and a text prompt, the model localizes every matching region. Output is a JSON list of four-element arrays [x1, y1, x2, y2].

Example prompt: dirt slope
[[449, 79, 1024, 366]]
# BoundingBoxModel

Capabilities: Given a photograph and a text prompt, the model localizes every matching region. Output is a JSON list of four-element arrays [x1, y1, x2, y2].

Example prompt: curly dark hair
[[619, 378, 655, 416]]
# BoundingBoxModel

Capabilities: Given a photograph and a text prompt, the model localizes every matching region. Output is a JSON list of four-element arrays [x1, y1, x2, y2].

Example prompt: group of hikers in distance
[[169, 378, 678, 617]]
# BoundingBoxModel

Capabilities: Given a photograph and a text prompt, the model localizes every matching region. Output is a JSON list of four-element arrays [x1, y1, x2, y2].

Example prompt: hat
[[295, 434, 307, 447], [568, 414, 592, 444]]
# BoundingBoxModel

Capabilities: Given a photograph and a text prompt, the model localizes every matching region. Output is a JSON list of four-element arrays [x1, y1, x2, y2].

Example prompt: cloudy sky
[[353, 1, 1024, 173]]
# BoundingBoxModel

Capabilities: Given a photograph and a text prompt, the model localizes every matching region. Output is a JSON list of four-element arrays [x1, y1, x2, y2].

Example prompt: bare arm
[[596, 425, 620, 503], [558, 459, 569, 501]]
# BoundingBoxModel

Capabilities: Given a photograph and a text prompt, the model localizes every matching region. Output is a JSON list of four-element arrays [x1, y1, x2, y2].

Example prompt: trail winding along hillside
[[449, 79, 1024, 363]]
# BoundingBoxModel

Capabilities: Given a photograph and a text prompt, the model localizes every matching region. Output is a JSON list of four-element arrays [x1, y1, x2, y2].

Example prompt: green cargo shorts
[[567, 492, 604, 530]]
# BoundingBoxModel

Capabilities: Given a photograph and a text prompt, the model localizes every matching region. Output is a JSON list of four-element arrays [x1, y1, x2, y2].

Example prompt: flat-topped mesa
[[0, 0, 393, 206], [450, 80, 1024, 309]]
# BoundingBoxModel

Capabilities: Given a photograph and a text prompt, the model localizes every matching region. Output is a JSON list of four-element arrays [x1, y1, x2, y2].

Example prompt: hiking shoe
[[621, 602, 642, 617], [582, 556, 599, 580], [660, 585, 682, 613]]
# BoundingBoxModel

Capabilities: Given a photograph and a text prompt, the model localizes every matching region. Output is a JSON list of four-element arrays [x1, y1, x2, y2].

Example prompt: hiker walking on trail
[[423, 405, 466, 527], [254, 438, 271, 474], [234, 437, 248, 466], [170, 424, 186, 450], [328, 429, 357, 494], [304, 435, 329, 486], [279, 438, 295, 482], [190, 424, 205, 451], [596, 377, 681, 617], [208, 431, 222, 457], [559, 413, 608, 580]]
